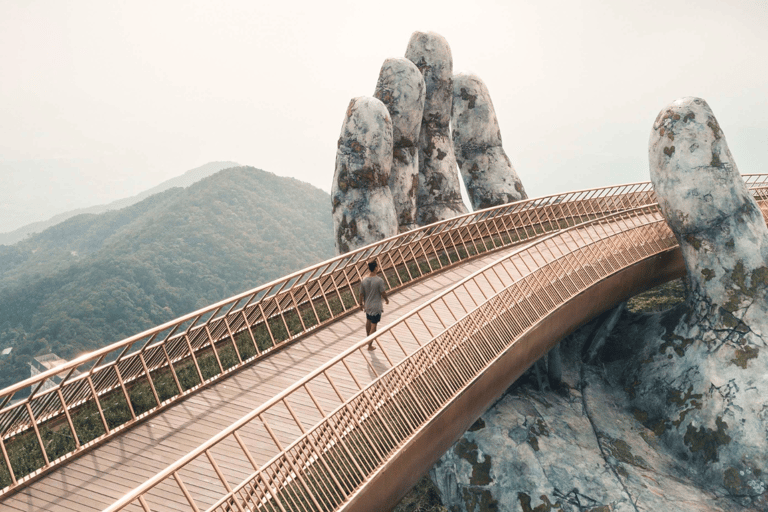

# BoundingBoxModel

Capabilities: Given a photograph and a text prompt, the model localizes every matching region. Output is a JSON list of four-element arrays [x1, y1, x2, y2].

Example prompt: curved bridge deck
[[1, 246, 517, 512], [1, 177, 767, 512]]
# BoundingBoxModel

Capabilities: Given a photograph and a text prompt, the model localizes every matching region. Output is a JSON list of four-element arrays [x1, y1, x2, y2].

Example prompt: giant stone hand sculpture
[[631, 97, 768, 502], [331, 97, 398, 254], [452, 72, 527, 209], [374, 58, 426, 232], [332, 32, 529, 253], [405, 31, 468, 225]]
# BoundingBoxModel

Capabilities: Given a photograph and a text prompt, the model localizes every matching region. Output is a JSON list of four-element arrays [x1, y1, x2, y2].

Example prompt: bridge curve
[[1, 177, 767, 511]]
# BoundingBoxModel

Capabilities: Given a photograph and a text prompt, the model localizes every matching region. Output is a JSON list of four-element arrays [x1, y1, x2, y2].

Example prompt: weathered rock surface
[[331, 97, 398, 254], [622, 97, 768, 507], [405, 31, 468, 225], [404, 97, 768, 511], [374, 58, 426, 232], [432, 324, 744, 512], [401, 97, 768, 510], [451, 72, 527, 210]]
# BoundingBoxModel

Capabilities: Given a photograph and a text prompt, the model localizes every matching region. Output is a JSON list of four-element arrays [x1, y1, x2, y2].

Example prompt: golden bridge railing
[[3, 175, 768, 499], [0, 180, 674, 494], [104, 203, 687, 511]]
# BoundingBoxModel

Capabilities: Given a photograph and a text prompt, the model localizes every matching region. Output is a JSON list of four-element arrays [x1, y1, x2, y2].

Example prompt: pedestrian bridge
[[2, 177, 768, 512]]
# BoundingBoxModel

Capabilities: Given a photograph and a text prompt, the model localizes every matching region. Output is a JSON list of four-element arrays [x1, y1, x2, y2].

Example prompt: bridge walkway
[[3, 178, 765, 512], [0, 245, 519, 512], [106, 205, 715, 512]]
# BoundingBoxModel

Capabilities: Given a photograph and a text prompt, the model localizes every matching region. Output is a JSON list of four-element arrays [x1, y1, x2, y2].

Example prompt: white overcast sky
[[1, 0, 766, 233]]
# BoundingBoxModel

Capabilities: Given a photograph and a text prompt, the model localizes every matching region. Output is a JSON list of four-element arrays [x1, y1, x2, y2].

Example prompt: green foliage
[[394, 476, 448, 512], [2, 431, 47, 485], [0, 329, 282, 489], [0, 167, 334, 391], [72, 401, 107, 445], [153, 368, 181, 403], [235, 331, 258, 361], [627, 278, 686, 313], [127, 378, 158, 415]]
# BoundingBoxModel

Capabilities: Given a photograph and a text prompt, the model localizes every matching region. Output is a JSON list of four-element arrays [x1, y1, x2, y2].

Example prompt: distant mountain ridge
[[0, 161, 239, 246], [0, 166, 334, 390]]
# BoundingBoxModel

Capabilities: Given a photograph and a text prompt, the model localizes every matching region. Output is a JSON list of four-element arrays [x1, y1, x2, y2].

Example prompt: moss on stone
[[683, 416, 731, 463], [526, 417, 550, 452], [600, 434, 650, 470], [657, 303, 695, 355], [517, 493, 560, 512], [463, 488, 499, 512], [752, 266, 768, 289], [730, 345, 759, 369], [652, 419, 668, 437], [701, 268, 716, 281], [684, 233, 702, 250], [454, 438, 492, 485], [531, 417, 550, 437], [723, 467, 742, 492], [659, 331, 695, 357], [673, 407, 697, 428], [723, 260, 747, 313], [666, 385, 704, 428], [667, 385, 703, 408], [723, 262, 768, 313]]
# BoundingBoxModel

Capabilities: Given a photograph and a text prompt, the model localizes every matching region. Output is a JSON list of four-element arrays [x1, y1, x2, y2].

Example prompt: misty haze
[[0, 1, 767, 511]]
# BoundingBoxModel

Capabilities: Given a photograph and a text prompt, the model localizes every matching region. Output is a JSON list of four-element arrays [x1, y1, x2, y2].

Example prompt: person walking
[[359, 260, 389, 350]]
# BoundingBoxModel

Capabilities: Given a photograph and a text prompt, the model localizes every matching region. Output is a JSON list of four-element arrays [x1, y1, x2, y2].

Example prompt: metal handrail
[[0, 181, 660, 404], [104, 202, 701, 511], [0, 179, 683, 495], [107, 189, 768, 511], [3, 175, 768, 501]]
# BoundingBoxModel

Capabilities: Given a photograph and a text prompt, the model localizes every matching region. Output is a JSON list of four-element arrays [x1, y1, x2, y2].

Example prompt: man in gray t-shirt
[[359, 260, 389, 350]]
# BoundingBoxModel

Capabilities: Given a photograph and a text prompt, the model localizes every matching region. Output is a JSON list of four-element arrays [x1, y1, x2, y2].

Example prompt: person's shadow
[[366, 348, 391, 382]]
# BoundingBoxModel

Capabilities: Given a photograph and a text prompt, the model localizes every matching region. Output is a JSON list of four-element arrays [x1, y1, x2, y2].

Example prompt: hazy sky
[[1, 0, 766, 233]]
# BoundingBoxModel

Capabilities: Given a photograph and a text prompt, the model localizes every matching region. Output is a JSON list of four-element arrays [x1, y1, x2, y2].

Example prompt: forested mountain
[[0, 161, 239, 245], [0, 166, 334, 390]]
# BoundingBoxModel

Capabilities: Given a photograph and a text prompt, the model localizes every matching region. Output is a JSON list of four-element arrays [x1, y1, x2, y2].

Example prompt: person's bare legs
[[366, 321, 378, 350]]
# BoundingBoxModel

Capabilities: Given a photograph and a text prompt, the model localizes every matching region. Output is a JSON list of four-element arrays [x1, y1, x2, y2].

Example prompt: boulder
[[405, 31, 468, 225], [451, 72, 527, 209], [374, 58, 426, 232], [625, 97, 768, 506], [331, 96, 398, 254]]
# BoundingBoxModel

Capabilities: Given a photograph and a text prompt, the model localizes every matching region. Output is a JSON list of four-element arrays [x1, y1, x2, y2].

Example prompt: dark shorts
[[366, 312, 382, 324]]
